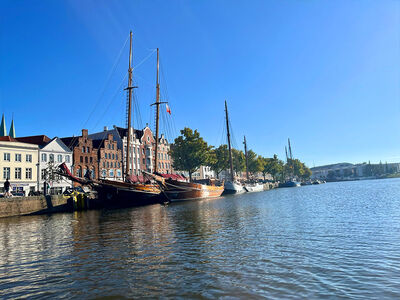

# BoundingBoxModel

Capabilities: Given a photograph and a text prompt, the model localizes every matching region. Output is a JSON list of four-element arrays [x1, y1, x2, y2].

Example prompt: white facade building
[[38, 137, 73, 194]]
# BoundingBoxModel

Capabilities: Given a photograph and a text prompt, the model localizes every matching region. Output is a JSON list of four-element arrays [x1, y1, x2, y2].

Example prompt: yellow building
[[0, 136, 39, 195]]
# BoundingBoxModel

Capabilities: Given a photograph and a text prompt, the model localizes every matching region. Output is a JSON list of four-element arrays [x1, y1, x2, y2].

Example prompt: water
[[1, 179, 400, 299]]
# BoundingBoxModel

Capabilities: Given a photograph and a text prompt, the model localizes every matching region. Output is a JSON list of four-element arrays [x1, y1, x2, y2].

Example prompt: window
[[108, 144, 111, 150], [102, 169, 106, 177], [90, 157, 93, 163], [107, 162, 109, 168], [15, 168, 22, 179], [162, 162, 164, 169], [83, 168, 87, 177], [158, 163, 161, 168], [41, 169, 46, 180], [57, 154, 62, 162], [82, 147, 85, 153], [116, 154, 118, 160], [4, 153, 10, 161], [142, 158, 145, 164], [26, 168, 32, 179], [108, 153, 111, 159], [84, 157, 88, 163], [142, 149, 145, 155], [3, 167, 10, 179], [87, 147, 89, 153], [41, 153, 47, 162], [112, 144, 114, 150], [118, 162, 120, 168], [80, 156, 83, 163], [49, 154, 54, 163], [103, 162, 105, 168], [65, 155, 70, 163], [117, 169, 121, 177], [147, 136, 150, 142], [77, 167, 82, 177], [15, 154, 22, 162], [91, 169, 95, 179], [109, 169, 114, 177]]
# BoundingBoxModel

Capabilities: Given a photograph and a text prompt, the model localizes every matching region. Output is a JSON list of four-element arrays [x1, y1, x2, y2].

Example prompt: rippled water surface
[[1, 179, 400, 299]]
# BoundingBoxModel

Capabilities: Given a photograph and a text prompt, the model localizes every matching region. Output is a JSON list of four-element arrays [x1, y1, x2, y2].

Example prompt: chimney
[[82, 129, 88, 137], [104, 126, 108, 131]]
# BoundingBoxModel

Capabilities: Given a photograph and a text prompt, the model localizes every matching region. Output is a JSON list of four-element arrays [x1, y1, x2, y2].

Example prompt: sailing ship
[[146, 50, 224, 202], [58, 31, 162, 207], [242, 136, 264, 192], [279, 138, 300, 188], [223, 100, 245, 194]]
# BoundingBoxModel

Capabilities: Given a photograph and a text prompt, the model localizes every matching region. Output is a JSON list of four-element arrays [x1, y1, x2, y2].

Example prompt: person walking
[[4, 178, 11, 198]]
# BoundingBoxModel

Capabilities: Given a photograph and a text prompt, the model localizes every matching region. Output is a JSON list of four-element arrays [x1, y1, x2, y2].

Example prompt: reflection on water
[[1, 179, 400, 298]]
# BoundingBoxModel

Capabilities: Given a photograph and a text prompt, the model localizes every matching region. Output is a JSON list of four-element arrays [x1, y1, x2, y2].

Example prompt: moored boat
[[224, 180, 245, 194], [279, 180, 301, 188], [244, 182, 264, 192]]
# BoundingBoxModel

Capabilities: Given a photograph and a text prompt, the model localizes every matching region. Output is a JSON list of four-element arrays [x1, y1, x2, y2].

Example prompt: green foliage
[[209, 144, 229, 178], [170, 127, 212, 181], [246, 150, 261, 174], [232, 149, 245, 173]]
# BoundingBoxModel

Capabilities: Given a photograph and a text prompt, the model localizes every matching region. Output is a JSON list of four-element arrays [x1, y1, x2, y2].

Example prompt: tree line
[[169, 127, 312, 181]]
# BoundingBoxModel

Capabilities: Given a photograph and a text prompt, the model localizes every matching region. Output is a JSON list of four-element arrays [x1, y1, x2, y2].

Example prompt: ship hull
[[224, 181, 245, 194], [95, 180, 161, 207], [163, 180, 224, 201], [244, 183, 264, 192]]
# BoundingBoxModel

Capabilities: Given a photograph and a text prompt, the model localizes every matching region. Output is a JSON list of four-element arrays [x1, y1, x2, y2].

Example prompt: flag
[[166, 103, 171, 115]]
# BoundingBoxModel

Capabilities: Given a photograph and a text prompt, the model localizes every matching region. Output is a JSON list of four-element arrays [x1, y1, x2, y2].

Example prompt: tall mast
[[225, 100, 234, 182], [125, 31, 133, 179], [288, 138, 293, 160], [285, 146, 288, 163], [154, 48, 160, 174], [244, 136, 249, 180]]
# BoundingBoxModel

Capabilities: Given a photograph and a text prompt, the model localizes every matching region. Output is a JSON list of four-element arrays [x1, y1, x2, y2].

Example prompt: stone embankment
[[0, 195, 71, 218]]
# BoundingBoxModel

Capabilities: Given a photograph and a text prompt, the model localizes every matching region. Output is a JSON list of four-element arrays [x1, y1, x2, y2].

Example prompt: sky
[[0, 0, 399, 167]]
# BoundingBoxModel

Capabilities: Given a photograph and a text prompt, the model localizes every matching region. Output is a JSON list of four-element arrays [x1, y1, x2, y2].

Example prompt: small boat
[[242, 136, 264, 193], [279, 180, 301, 188], [223, 101, 246, 194], [224, 180, 245, 194], [301, 181, 312, 186], [244, 182, 264, 192]]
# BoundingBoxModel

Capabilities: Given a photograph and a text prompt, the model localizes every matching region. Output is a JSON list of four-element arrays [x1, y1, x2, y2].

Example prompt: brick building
[[61, 129, 98, 180], [156, 134, 173, 174], [93, 133, 122, 180]]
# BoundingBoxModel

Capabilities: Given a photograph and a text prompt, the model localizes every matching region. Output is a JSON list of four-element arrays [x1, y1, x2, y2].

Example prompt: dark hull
[[94, 183, 161, 208]]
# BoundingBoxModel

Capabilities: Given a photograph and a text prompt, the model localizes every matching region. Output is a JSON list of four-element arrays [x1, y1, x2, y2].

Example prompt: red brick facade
[[62, 129, 98, 180], [96, 134, 122, 179]]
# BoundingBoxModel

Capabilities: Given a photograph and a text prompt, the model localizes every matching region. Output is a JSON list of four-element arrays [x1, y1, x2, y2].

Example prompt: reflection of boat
[[279, 180, 301, 188], [223, 100, 245, 194]]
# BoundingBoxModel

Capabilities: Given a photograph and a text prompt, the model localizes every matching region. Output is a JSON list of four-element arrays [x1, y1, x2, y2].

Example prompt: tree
[[232, 149, 245, 174], [209, 145, 229, 178], [170, 127, 212, 181], [246, 150, 261, 175], [265, 154, 284, 181]]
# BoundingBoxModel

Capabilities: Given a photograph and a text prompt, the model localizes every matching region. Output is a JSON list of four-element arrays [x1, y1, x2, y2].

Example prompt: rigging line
[[67, 34, 129, 149], [133, 92, 143, 130], [91, 73, 128, 131], [134, 48, 157, 70]]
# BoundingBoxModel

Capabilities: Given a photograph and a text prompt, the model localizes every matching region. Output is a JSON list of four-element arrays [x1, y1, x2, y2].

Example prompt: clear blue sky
[[1, 0, 399, 167]]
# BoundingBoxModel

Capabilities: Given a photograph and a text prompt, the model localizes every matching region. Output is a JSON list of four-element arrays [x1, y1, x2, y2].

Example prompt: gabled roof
[[115, 126, 144, 140], [60, 137, 80, 150], [16, 135, 51, 146]]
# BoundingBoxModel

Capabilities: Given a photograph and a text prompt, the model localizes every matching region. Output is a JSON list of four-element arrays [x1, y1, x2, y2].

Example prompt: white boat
[[244, 182, 264, 192], [224, 181, 245, 194]]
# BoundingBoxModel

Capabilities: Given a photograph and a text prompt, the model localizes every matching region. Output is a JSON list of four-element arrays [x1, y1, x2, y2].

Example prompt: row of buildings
[[0, 114, 173, 195]]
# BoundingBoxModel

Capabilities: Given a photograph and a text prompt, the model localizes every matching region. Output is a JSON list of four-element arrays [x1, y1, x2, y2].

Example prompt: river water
[[1, 179, 400, 299]]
